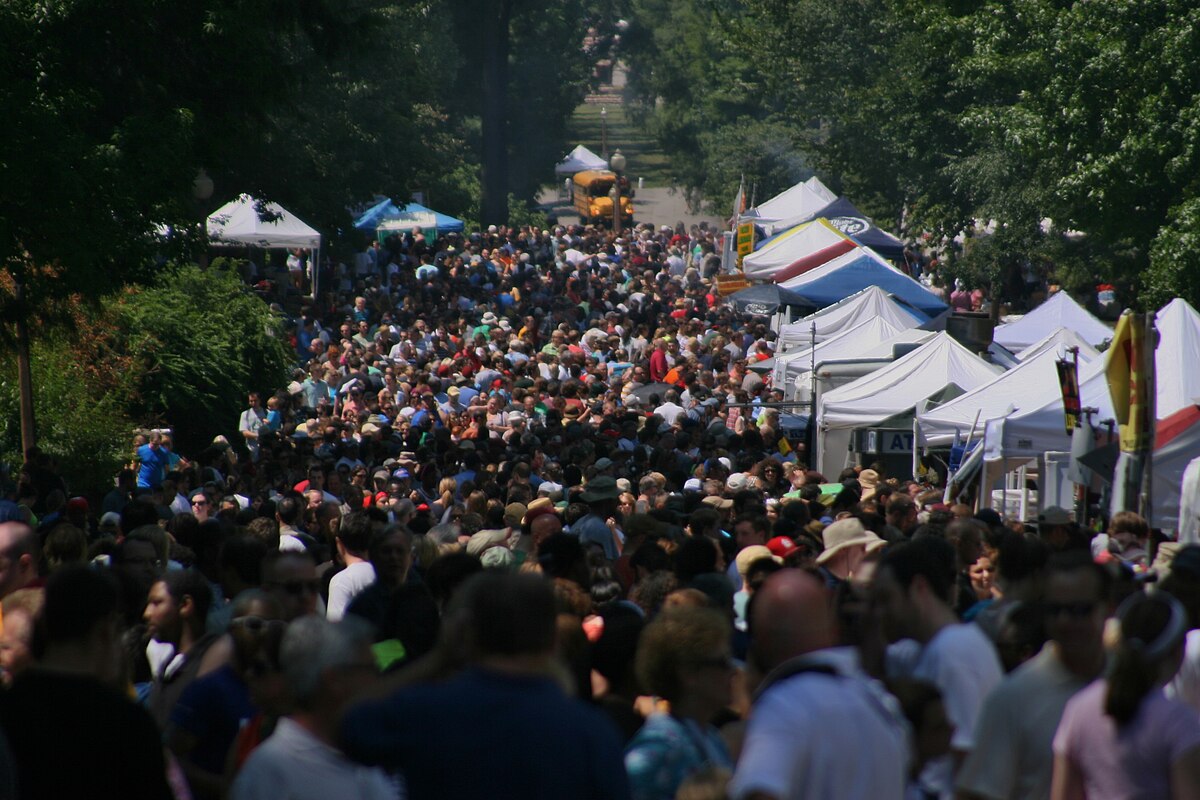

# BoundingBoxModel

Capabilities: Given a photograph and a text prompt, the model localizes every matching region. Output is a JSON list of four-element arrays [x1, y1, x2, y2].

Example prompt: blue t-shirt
[[136, 444, 166, 489], [341, 668, 630, 800], [169, 664, 255, 774]]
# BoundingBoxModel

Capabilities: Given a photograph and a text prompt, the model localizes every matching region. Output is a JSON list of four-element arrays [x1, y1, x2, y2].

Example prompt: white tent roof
[[773, 315, 911, 388], [984, 356, 1113, 461], [853, 328, 937, 360], [742, 177, 837, 224], [1155, 298, 1200, 419], [743, 219, 853, 280], [1016, 326, 1101, 362], [992, 291, 1112, 350], [918, 329, 1099, 447], [819, 332, 1003, 432], [986, 298, 1200, 462], [776, 285, 926, 350], [554, 145, 608, 175], [207, 194, 321, 249]]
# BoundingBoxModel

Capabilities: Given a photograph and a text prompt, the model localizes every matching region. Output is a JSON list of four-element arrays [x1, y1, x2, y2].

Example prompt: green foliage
[[106, 263, 294, 454], [507, 196, 550, 229], [0, 338, 134, 500], [624, 0, 1200, 308], [1147, 199, 1200, 310]]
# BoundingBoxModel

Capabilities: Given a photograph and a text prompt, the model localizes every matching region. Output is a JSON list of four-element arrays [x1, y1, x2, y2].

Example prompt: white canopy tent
[[740, 176, 837, 225], [1016, 327, 1102, 362], [742, 219, 852, 280], [817, 333, 1003, 475], [985, 297, 1200, 465], [776, 285, 927, 350], [982, 355, 1113, 463], [917, 328, 1099, 448], [554, 145, 609, 175], [772, 316, 912, 399], [993, 291, 1112, 351], [207, 194, 322, 295], [1154, 298, 1200, 420], [207, 194, 321, 249]]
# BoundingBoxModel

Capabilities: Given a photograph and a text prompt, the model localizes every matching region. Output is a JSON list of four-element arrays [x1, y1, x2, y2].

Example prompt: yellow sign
[[736, 222, 755, 256], [736, 221, 755, 270]]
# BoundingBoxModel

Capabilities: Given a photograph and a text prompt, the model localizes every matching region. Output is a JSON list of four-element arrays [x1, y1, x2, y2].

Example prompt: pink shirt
[[1053, 679, 1200, 800]]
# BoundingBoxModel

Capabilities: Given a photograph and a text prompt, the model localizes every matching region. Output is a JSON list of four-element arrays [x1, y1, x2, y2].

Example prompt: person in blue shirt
[[339, 573, 630, 800], [135, 432, 168, 489]]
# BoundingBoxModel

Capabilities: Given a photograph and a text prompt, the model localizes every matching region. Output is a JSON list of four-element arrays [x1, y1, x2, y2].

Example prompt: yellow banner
[[1106, 312, 1153, 452]]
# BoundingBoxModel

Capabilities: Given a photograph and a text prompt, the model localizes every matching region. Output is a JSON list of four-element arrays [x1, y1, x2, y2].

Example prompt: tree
[[446, 0, 601, 224], [105, 263, 294, 455], [0, 0, 378, 450]]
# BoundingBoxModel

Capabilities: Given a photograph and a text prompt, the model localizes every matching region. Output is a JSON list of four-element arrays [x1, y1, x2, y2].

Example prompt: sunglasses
[[1044, 601, 1099, 618], [232, 616, 286, 634], [271, 580, 320, 596]]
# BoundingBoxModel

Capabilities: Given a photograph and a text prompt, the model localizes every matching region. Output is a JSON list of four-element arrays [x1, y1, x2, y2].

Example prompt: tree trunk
[[14, 280, 36, 455], [480, 0, 513, 227]]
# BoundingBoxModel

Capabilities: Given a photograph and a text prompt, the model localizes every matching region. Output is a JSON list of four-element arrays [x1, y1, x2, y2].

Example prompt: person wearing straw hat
[[815, 518, 886, 587]]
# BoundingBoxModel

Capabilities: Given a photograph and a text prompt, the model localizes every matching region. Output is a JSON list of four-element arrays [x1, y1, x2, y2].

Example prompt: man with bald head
[[729, 569, 908, 800], [0, 523, 38, 619]]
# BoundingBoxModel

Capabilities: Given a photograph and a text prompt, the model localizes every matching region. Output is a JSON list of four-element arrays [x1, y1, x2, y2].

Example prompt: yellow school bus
[[573, 170, 634, 227]]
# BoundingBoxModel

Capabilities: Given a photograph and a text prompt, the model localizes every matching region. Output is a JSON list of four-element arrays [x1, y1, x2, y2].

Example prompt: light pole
[[609, 149, 626, 235], [600, 106, 608, 159], [193, 169, 214, 268]]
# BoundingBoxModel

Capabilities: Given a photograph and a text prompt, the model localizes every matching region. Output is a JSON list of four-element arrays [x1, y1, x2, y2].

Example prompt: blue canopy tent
[[353, 199, 465, 234], [783, 253, 948, 317], [755, 197, 905, 260]]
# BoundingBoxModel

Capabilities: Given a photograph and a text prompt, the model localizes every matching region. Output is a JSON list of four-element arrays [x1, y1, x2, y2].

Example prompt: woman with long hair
[[1051, 591, 1200, 799]]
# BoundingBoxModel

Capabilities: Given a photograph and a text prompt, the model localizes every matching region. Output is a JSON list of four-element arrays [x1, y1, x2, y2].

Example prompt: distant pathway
[[541, 64, 722, 229]]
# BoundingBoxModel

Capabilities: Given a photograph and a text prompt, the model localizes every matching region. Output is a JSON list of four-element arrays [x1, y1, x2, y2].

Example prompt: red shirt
[[649, 348, 669, 382]]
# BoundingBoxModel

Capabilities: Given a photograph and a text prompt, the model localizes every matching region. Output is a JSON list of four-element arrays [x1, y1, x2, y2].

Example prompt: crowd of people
[[0, 219, 1198, 799]]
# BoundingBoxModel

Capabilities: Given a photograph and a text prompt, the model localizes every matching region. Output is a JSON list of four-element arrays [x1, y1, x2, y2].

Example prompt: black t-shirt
[[0, 670, 172, 800]]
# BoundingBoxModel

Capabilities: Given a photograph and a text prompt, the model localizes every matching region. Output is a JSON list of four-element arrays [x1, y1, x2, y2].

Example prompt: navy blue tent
[[727, 284, 819, 317], [754, 197, 905, 260], [785, 254, 947, 317]]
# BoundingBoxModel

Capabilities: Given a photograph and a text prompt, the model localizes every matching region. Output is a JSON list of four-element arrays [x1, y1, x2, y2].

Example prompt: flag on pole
[[1106, 312, 1152, 452], [729, 176, 745, 230], [1056, 357, 1081, 434]]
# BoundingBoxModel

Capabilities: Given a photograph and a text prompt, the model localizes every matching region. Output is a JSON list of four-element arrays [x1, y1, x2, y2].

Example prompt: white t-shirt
[[1168, 628, 1200, 714], [956, 645, 1090, 800], [730, 650, 908, 800], [326, 561, 376, 622], [231, 717, 395, 800], [890, 623, 1003, 799]]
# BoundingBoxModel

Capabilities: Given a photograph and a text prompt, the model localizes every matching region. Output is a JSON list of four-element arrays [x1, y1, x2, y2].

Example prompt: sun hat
[[815, 518, 885, 565]]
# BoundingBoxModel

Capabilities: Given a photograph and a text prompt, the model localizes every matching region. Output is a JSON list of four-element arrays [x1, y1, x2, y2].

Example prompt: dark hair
[[996, 532, 1050, 586], [337, 511, 374, 556], [219, 535, 268, 588], [462, 572, 556, 657], [1105, 592, 1187, 726], [879, 536, 957, 604], [674, 537, 720, 584], [161, 569, 214, 629], [630, 541, 671, 575], [43, 566, 120, 644], [120, 499, 159, 534], [276, 494, 304, 526], [424, 551, 483, 609]]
